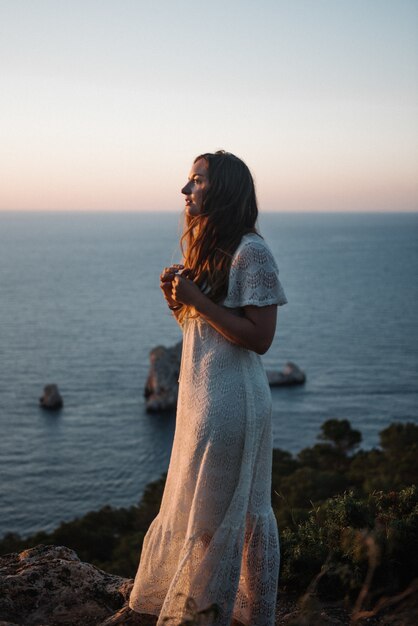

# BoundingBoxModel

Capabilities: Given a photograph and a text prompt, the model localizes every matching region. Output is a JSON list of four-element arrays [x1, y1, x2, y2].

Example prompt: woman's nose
[[181, 182, 191, 195]]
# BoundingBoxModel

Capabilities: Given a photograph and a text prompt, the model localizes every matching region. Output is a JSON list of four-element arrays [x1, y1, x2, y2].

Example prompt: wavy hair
[[178, 150, 259, 322]]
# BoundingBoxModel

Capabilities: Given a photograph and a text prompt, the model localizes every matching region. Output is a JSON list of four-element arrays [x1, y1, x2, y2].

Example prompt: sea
[[1, 211, 417, 538]]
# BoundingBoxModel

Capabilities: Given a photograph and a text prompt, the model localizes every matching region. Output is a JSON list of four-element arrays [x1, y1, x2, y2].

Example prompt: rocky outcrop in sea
[[39, 384, 63, 411], [144, 342, 182, 413], [266, 362, 306, 387]]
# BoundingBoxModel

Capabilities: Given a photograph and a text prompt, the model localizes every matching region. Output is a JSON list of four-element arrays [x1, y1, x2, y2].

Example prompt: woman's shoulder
[[232, 232, 277, 266], [224, 232, 287, 308], [236, 231, 271, 249], [237, 231, 264, 246]]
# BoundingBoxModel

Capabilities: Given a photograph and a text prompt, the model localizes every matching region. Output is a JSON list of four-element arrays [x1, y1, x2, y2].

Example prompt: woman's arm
[[172, 275, 277, 354]]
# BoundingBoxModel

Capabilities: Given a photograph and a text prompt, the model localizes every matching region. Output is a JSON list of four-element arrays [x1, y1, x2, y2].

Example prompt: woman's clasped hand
[[159, 264, 183, 308], [171, 272, 202, 307], [160, 264, 201, 309]]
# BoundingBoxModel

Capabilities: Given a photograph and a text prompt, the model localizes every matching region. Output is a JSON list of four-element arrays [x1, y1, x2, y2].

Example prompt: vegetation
[[1, 419, 417, 614]]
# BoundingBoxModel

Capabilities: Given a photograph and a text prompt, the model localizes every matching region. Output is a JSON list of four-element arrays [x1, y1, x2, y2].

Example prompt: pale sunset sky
[[1, 0, 417, 212]]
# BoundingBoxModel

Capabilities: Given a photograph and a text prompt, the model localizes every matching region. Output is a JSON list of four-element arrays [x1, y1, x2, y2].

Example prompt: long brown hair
[[178, 150, 259, 321]]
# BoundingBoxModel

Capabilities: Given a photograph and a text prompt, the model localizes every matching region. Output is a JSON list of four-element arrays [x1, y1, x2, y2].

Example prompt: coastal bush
[[318, 418, 362, 453], [277, 466, 349, 509], [280, 485, 418, 600], [348, 423, 418, 493]]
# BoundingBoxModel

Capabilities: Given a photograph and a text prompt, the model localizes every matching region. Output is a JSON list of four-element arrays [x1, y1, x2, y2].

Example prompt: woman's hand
[[160, 264, 184, 308], [171, 274, 203, 307]]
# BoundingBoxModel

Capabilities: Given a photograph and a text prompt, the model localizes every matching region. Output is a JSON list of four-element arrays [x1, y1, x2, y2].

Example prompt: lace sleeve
[[223, 239, 288, 308]]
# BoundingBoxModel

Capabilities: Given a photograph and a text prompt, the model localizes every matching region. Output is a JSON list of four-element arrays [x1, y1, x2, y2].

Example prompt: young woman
[[129, 151, 287, 626]]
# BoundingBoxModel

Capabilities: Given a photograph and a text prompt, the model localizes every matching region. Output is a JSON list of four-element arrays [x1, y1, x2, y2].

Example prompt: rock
[[266, 362, 306, 387], [144, 342, 182, 413], [39, 384, 63, 411], [0, 544, 133, 626]]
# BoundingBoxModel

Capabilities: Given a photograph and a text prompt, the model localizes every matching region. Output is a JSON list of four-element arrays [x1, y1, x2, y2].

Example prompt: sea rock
[[266, 362, 306, 387], [0, 544, 133, 626], [39, 384, 63, 411], [144, 342, 182, 413]]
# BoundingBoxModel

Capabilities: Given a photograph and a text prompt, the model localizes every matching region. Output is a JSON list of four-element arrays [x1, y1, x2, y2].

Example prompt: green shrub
[[280, 486, 418, 601]]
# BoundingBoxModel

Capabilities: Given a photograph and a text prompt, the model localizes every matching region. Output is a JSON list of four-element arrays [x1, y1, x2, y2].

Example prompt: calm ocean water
[[1, 211, 417, 538]]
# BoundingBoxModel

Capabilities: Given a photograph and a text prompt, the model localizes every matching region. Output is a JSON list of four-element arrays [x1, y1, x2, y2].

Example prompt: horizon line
[[1, 209, 417, 215]]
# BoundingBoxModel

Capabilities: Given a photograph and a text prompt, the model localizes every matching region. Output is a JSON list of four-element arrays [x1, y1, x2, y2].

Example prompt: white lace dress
[[129, 233, 287, 626]]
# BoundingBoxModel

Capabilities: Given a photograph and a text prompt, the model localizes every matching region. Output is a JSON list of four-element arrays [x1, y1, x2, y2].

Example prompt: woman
[[129, 151, 287, 626]]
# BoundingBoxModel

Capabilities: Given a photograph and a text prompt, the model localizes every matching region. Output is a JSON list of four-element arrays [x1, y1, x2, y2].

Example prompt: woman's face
[[181, 158, 209, 217]]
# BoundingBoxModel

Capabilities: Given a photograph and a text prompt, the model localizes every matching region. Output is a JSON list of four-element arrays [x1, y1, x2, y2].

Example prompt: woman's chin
[[186, 205, 200, 217]]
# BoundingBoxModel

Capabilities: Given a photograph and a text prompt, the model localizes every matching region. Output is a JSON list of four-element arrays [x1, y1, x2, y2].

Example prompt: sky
[[1, 0, 417, 212]]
